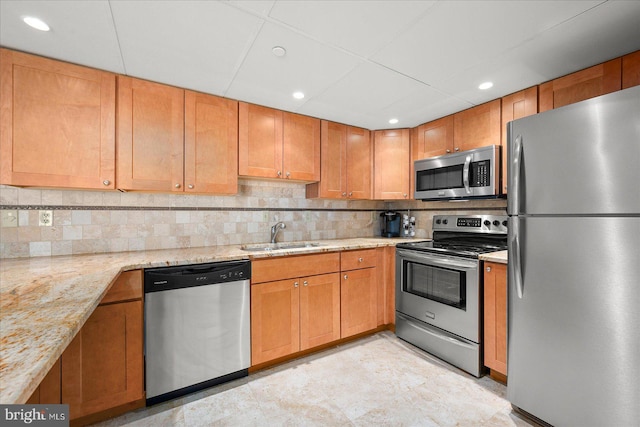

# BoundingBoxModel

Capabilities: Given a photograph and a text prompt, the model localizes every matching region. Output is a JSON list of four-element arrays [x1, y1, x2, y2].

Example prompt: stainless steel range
[[395, 214, 507, 377]]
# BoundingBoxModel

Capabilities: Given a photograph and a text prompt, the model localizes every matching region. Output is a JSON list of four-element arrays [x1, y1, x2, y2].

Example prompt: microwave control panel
[[470, 160, 490, 187]]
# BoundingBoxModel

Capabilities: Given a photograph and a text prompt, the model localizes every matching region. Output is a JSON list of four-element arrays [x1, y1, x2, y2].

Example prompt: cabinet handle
[[349, 192, 353, 197], [303, 280, 308, 287], [358, 257, 363, 263], [344, 274, 348, 280], [342, 192, 347, 197], [277, 170, 282, 177], [102, 179, 111, 186], [294, 281, 299, 288], [188, 184, 194, 189], [486, 266, 491, 272], [175, 183, 181, 189], [286, 171, 290, 178], [446, 149, 451, 153], [403, 193, 408, 198], [455, 147, 460, 152]]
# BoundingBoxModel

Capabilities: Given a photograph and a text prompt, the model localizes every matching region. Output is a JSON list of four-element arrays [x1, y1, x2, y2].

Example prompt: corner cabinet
[[61, 270, 145, 424], [306, 121, 372, 199], [250, 253, 341, 366], [538, 58, 621, 112], [483, 262, 507, 380], [239, 102, 320, 182], [0, 48, 116, 190], [373, 129, 410, 200], [500, 87, 538, 194]]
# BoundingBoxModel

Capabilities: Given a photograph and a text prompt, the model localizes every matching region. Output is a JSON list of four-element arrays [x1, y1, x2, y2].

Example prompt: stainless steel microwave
[[414, 145, 501, 201]]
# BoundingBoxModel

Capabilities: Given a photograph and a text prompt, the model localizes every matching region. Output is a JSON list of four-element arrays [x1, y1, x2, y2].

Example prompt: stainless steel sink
[[240, 242, 322, 252]]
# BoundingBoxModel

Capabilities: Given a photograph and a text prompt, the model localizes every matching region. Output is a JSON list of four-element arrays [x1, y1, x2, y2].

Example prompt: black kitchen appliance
[[380, 211, 401, 237]]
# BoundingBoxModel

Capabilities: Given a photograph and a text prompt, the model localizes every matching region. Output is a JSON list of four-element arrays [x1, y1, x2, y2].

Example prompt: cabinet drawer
[[252, 252, 340, 284], [341, 249, 377, 271], [100, 270, 142, 305]]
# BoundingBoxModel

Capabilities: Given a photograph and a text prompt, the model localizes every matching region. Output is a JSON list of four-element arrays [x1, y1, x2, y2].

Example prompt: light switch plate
[[39, 210, 53, 226], [1, 210, 18, 227]]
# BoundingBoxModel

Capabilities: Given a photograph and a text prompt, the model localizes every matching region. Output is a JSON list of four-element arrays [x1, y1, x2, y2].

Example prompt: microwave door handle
[[463, 155, 472, 194]]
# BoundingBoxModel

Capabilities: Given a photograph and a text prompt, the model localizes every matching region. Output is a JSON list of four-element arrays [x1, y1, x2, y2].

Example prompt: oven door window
[[403, 261, 466, 310]]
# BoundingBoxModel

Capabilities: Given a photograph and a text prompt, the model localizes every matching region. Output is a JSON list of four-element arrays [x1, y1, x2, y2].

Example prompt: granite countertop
[[478, 250, 508, 264], [0, 237, 423, 404]]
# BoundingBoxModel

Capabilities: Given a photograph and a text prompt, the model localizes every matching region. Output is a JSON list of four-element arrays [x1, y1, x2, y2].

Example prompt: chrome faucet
[[270, 222, 286, 243]]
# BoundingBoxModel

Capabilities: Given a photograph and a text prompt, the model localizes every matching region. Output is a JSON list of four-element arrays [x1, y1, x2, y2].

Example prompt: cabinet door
[[374, 129, 410, 200], [501, 87, 538, 194], [61, 300, 144, 420], [117, 76, 184, 191], [346, 126, 372, 199], [306, 121, 346, 198], [414, 115, 455, 158], [0, 48, 115, 189], [483, 262, 507, 376], [251, 279, 300, 365], [622, 50, 640, 89], [538, 58, 621, 112], [283, 112, 320, 181], [453, 99, 501, 152], [26, 359, 61, 404], [184, 91, 238, 194], [238, 102, 283, 179], [299, 273, 341, 350], [341, 267, 377, 338]]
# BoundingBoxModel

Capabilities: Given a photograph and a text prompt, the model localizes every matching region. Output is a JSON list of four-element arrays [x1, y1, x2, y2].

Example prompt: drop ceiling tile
[[372, 0, 604, 87], [226, 0, 276, 17], [268, 0, 436, 57], [225, 21, 362, 113], [0, 0, 124, 73], [110, 1, 263, 95]]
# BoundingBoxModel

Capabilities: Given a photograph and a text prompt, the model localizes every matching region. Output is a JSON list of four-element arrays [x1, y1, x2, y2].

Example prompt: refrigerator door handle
[[510, 217, 524, 298], [463, 154, 472, 194], [511, 135, 523, 213]]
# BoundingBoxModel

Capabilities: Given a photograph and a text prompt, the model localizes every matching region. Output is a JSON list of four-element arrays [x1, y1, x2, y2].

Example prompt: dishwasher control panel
[[144, 260, 251, 293]]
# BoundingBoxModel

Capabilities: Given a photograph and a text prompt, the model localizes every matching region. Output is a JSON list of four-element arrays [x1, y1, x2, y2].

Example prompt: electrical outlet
[[39, 210, 53, 226], [1, 210, 18, 227]]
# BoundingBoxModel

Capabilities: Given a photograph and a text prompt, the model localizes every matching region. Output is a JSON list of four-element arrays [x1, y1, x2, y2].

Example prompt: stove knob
[[436, 219, 441, 224], [484, 220, 491, 226], [502, 220, 508, 227], [442, 219, 448, 225], [493, 220, 500, 226]]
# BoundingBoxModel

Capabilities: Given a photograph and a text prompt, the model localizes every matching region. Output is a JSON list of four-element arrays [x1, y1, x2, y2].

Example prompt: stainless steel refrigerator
[[506, 85, 640, 427]]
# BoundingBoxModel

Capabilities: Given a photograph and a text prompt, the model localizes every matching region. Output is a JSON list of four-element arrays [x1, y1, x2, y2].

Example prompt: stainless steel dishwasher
[[144, 260, 251, 405]]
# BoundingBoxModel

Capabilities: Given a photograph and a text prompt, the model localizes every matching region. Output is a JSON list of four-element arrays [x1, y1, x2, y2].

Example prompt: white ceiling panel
[[268, 0, 437, 57], [226, 0, 276, 17], [110, 1, 263, 95], [0, 0, 124, 73], [225, 21, 361, 113]]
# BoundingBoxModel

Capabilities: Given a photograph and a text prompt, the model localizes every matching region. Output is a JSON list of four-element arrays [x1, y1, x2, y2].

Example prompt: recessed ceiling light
[[272, 46, 286, 57], [292, 91, 305, 100], [23, 16, 50, 32], [478, 81, 493, 90], [389, 118, 399, 124]]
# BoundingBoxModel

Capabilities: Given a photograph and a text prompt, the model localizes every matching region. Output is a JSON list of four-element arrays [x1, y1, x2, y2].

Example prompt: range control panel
[[433, 214, 508, 234]]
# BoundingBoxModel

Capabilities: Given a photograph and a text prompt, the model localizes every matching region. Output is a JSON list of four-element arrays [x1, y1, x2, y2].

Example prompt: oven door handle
[[463, 154, 472, 194], [396, 249, 477, 271]]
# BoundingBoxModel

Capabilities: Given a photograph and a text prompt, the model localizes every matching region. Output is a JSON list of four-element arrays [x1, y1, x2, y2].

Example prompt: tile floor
[[94, 332, 535, 426]]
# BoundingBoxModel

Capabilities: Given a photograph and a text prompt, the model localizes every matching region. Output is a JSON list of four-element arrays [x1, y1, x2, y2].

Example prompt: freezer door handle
[[463, 154, 472, 194], [510, 217, 524, 298], [511, 135, 523, 214]]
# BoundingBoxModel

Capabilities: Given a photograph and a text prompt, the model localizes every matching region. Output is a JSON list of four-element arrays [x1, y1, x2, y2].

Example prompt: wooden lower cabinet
[[341, 267, 377, 338], [61, 270, 144, 425], [26, 359, 61, 404], [483, 262, 508, 378], [251, 272, 340, 365]]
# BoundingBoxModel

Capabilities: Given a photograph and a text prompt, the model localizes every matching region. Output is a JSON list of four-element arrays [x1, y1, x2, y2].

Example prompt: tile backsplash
[[0, 180, 507, 259]]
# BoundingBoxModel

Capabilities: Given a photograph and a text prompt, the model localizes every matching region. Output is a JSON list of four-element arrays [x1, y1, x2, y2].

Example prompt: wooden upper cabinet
[[0, 48, 116, 189], [501, 87, 538, 194], [538, 58, 621, 112], [117, 76, 184, 192], [374, 129, 410, 200], [306, 121, 371, 199], [622, 50, 640, 89], [239, 102, 320, 182], [184, 91, 238, 194], [413, 115, 455, 158], [453, 99, 501, 152]]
